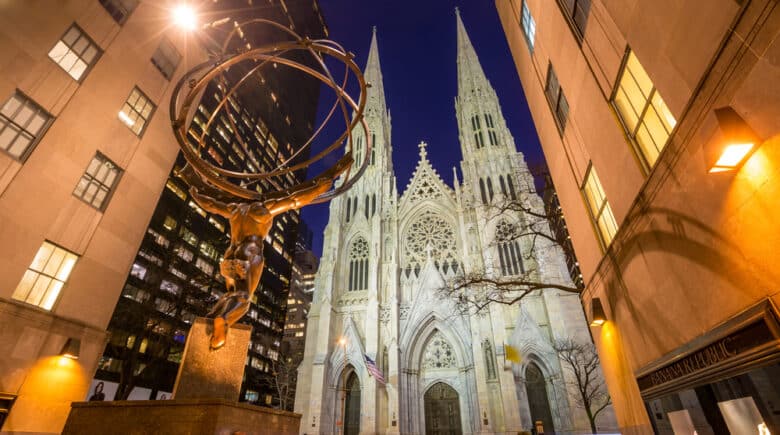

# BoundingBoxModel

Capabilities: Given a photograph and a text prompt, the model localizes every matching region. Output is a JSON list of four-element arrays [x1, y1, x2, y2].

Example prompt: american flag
[[364, 354, 385, 385]]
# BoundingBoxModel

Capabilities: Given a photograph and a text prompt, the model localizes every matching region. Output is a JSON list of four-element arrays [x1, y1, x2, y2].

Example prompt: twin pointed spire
[[455, 7, 491, 97], [364, 26, 387, 111]]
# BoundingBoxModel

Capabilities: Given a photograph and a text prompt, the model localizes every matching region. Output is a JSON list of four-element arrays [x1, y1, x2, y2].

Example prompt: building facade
[[295, 12, 615, 434], [0, 1, 211, 433], [91, 0, 328, 407], [497, 0, 780, 433], [283, 246, 319, 365]]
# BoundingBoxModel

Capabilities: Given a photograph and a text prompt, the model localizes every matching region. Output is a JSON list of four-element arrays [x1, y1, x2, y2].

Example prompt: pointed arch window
[[355, 136, 363, 167], [471, 115, 485, 149], [499, 175, 507, 196], [496, 221, 524, 276], [371, 133, 376, 165], [479, 179, 488, 204], [507, 176, 517, 200], [364, 194, 369, 219], [346, 197, 352, 223], [348, 237, 369, 291], [483, 340, 497, 380], [371, 194, 377, 217], [485, 114, 498, 146], [486, 178, 494, 201]]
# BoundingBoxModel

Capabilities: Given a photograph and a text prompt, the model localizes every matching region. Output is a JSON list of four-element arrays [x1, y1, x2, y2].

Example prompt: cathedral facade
[[295, 11, 612, 434]]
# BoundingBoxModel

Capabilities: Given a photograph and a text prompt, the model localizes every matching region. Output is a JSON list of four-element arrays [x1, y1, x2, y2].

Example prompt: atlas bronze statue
[[170, 19, 369, 349], [188, 157, 351, 349]]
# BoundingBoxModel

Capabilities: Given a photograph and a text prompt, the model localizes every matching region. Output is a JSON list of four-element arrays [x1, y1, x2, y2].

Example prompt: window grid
[[151, 37, 181, 80], [520, 0, 536, 52], [544, 65, 569, 135], [12, 241, 79, 310], [119, 87, 155, 136], [558, 0, 591, 42], [582, 165, 618, 247], [48, 24, 101, 81], [612, 50, 677, 169], [0, 91, 52, 160], [73, 152, 122, 210], [348, 237, 369, 291], [99, 0, 139, 25]]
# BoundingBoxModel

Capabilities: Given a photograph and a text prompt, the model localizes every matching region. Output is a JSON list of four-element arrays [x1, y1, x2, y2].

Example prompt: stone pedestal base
[[62, 399, 301, 435], [173, 317, 251, 402]]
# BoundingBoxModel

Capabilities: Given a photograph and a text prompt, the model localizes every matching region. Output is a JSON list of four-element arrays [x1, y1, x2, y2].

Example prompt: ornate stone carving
[[422, 331, 457, 369]]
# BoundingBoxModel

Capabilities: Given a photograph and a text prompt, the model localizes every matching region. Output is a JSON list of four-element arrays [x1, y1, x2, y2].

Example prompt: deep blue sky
[[300, 1, 544, 256]]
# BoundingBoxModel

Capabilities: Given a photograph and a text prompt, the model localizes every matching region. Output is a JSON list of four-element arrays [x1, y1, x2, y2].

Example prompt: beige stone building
[[497, 0, 780, 433], [0, 1, 206, 433]]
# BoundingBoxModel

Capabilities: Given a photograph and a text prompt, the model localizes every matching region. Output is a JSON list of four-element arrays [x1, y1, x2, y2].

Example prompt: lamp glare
[[710, 143, 754, 172], [173, 5, 197, 31]]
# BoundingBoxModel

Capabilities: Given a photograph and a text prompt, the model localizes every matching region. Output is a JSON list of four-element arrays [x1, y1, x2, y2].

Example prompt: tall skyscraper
[[497, 0, 780, 433], [294, 12, 615, 434], [92, 0, 328, 408]]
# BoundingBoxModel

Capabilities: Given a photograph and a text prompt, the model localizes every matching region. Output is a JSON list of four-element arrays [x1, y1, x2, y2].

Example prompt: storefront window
[[646, 363, 780, 434]]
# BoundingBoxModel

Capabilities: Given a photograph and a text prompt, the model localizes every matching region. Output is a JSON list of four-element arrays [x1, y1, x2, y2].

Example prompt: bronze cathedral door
[[344, 372, 361, 435], [424, 382, 462, 435]]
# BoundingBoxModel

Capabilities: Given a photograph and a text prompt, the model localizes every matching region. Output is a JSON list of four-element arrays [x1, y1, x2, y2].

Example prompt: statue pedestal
[[63, 318, 302, 434], [173, 317, 251, 401]]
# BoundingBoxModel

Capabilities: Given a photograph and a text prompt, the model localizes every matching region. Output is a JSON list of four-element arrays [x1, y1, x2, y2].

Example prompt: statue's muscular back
[[226, 201, 274, 250]]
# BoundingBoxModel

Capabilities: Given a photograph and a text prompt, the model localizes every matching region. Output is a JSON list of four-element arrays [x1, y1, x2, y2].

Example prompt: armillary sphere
[[169, 18, 370, 204]]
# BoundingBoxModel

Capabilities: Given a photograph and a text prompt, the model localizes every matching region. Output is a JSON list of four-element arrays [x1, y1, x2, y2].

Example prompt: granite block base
[[62, 399, 301, 435]]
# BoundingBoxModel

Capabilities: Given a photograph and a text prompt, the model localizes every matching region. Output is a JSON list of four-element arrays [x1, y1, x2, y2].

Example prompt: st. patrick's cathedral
[[295, 11, 616, 435]]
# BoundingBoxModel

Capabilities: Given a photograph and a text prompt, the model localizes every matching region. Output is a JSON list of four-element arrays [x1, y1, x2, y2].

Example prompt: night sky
[[300, 0, 544, 256]]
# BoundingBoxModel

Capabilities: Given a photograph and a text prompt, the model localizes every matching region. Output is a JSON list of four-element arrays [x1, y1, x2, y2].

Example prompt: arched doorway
[[424, 382, 462, 435], [343, 371, 360, 435], [525, 363, 555, 434]]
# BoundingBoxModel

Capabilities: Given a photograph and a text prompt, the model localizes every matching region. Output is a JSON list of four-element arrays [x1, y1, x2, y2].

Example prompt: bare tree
[[262, 353, 299, 411], [552, 337, 611, 434], [445, 166, 583, 313]]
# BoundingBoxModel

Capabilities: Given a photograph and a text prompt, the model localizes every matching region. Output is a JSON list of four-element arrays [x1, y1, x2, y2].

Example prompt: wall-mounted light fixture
[[708, 107, 762, 173], [60, 338, 81, 360], [589, 298, 606, 327]]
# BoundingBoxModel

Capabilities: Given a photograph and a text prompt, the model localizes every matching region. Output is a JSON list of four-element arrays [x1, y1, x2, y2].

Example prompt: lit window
[[99, 0, 138, 25], [582, 165, 618, 247], [130, 263, 147, 280], [520, 0, 536, 52], [544, 64, 569, 135], [613, 50, 677, 169], [176, 246, 193, 262], [73, 152, 122, 210], [151, 37, 181, 80], [12, 241, 78, 310], [181, 227, 198, 246], [295, 332, 304, 337], [118, 87, 155, 136], [163, 215, 177, 231], [165, 179, 187, 200], [48, 24, 101, 81], [208, 216, 225, 232], [0, 91, 52, 160], [160, 280, 180, 295], [188, 200, 206, 218]]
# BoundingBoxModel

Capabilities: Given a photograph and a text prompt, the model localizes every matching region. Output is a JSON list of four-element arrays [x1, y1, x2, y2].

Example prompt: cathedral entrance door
[[424, 382, 462, 435], [525, 363, 555, 433], [344, 372, 361, 435]]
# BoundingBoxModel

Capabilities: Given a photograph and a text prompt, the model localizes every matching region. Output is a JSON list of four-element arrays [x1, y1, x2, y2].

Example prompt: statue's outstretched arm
[[266, 155, 353, 216], [190, 187, 231, 217]]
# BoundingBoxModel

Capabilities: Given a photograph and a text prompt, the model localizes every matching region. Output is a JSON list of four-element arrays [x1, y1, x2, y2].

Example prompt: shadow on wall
[[596, 200, 780, 362]]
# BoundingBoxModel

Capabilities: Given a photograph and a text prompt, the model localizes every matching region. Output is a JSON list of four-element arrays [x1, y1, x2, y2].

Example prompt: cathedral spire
[[365, 26, 387, 111], [456, 8, 490, 97]]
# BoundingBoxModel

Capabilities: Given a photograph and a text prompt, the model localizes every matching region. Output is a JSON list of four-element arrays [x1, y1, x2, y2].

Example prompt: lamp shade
[[589, 298, 606, 327], [708, 107, 762, 173], [61, 338, 81, 359]]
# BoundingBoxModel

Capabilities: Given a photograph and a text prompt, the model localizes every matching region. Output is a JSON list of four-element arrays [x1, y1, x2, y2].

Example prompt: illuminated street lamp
[[589, 298, 606, 327], [708, 107, 762, 173], [172, 4, 197, 31], [60, 338, 81, 360]]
